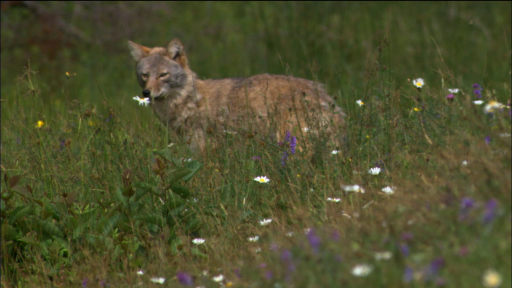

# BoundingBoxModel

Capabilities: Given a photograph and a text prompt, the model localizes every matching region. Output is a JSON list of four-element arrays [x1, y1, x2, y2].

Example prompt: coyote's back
[[128, 38, 345, 152]]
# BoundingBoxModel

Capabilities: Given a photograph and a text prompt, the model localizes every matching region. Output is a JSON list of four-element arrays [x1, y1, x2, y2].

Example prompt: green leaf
[[165, 194, 185, 210], [133, 182, 155, 201], [3, 224, 19, 241], [169, 184, 191, 199], [184, 219, 203, 234], [114, 188, 128, 207], [153, 148, 179, 165], [122, 186, 135, 198], [182, 160, 203, 182], [134, 213, 165, 228], [190, 247, 208, 258], [102, 214, 123, 236], [169, 168, 193, 185], [38, 219, 64, 238], [17, 235, 41, 246], [8, 175, 22, 189], [9, 205, 33, 224], [52, 235, 70, 255]]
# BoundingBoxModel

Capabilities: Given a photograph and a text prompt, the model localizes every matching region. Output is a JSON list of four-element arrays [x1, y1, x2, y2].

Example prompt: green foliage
[[1, 2, 510, 287]]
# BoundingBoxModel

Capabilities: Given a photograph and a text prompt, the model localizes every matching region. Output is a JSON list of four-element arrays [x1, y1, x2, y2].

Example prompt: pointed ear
[[167, 38, 188, 68], [128, 41, 151, 62]]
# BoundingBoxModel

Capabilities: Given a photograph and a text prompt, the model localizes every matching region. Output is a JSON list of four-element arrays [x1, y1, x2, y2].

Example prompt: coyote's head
[[128, 38, 190, 100]]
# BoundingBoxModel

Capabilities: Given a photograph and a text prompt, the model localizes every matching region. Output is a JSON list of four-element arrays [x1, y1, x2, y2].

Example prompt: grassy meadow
[[1, 2, 511, 287]]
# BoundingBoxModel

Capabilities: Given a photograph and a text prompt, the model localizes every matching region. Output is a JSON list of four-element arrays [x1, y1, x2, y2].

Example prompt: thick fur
[[128, 38, 345, 152]]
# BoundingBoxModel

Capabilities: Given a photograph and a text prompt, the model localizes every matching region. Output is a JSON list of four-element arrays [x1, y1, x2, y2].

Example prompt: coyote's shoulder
[[128, 38, 345, 152]]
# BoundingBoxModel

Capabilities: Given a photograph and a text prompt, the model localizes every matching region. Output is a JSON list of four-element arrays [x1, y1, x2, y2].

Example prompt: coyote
[[128, 38, 345, 152]]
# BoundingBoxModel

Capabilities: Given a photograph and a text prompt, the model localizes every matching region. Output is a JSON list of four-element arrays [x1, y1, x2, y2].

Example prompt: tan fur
[[128, 38, 345, 152]]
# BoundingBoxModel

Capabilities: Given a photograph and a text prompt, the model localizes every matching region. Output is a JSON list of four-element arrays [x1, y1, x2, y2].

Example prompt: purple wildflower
[[403, 267, 414, 283], [281, 151, 289, 166], [82, 277, 88, 287], [234, 268, 242, 279], [284, 131, 291, 143], [280, 131, 297, 166], [446, 94, 454, 103], [60, 138, 66, 150], [461, 197, 475, 210], [331, 230, 340, 242], [429, 257, 445, 276], [482, 199, 498, 225], [401, 232, 413, 241], [281, 250, 292, 262], [400, 243, 410, 257], [473, 83, 482, 98], [177, 271, 193, 286], [252, 156, 261, 161], [306, 229, 321, 254], [459, 197, 475, 222], [265, 270, 273, 280], [485, 135, 491, 145], [424, 257, 445, 281]]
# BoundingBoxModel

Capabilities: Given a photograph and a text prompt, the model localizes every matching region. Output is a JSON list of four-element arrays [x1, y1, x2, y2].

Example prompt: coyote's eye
[[141, 73, 149, 80], [159, 73, 169, 78]]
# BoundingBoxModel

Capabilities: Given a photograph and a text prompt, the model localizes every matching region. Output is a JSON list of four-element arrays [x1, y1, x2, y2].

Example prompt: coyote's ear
[[167, 38, 188, 68], [128, 41, 151, 62]]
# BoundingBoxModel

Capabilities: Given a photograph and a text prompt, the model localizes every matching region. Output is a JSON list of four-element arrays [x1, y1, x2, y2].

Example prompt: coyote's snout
[[128, 38, 345, 152]]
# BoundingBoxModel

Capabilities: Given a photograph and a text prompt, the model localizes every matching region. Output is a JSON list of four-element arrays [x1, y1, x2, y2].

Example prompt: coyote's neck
[[151, 72, 206, 133]]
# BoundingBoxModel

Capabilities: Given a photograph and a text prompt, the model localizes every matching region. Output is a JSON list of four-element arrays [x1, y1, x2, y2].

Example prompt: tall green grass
[[1, 2, 510, 287]]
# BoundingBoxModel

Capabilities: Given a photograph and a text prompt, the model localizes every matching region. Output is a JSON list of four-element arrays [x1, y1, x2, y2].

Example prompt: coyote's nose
[[142, 90, 151, 98]]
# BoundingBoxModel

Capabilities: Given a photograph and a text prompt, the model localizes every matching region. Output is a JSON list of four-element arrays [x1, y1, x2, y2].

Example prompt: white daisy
[[368, 167, 381, 175], [302, 127, 310, 132], [192, 238, 206, 245], [356, 100, 364, 106], [374, 251, 392, 261], [212, 275, 224, 282], [351, 264, 373, 277], [342, 185, 365, 193], [149, 277, 166, 284], [483, 269, 502, 288], [133, 96, 151, 106], [286, 232, 294, 237], [254, 176, 270, 183], [331, 150, 341, 155], [461, 160, 468, 166], [448, 88, 460, 93], [137, 270, 144, 275], [381, 186, 395, 195], [259, 219, 272, 226], [484, 100, 505, 113], [412, 78, 424, 88], [473, 100, 484, 105], [327, 197, 341, 202], [247, 236, 259, 242]]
